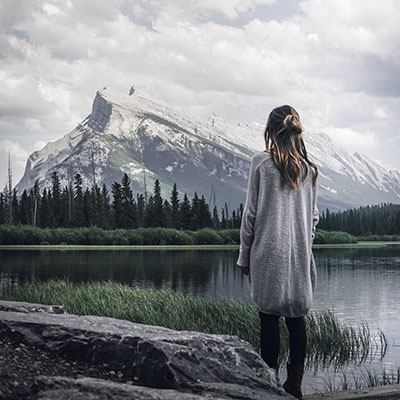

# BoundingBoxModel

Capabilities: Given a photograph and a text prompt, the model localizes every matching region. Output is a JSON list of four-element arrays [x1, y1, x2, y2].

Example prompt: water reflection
[[1, 245, 399, 394], [0, 249, 252, 303]]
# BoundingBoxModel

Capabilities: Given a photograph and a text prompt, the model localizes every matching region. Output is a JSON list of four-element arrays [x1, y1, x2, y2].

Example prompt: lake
[[1, 244, 399, 395]]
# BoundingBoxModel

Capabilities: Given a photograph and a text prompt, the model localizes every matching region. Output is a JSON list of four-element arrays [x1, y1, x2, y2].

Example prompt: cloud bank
[[0, 0, 399, 187]]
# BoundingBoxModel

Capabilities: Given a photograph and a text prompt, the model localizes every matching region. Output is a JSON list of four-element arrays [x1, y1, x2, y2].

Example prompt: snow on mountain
[[206, 112, 265, 150], [16, 85, 400, 212]]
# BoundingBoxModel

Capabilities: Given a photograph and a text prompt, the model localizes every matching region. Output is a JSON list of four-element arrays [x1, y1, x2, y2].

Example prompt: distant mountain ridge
[[16, 85, 400, 211]]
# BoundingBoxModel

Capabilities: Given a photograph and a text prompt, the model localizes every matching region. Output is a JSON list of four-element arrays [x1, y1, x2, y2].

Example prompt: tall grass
[[305, 312, 387, 369], [0, 278, 386, 366], [323, 366, 400, 392]]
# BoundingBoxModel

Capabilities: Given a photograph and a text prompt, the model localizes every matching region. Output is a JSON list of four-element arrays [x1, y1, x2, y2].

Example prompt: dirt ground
[[0, 335, 133, 399]]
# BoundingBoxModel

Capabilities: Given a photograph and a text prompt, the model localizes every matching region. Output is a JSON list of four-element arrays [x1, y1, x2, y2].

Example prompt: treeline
[[318, 203, 400, 235], [0, 171, 243, 231]]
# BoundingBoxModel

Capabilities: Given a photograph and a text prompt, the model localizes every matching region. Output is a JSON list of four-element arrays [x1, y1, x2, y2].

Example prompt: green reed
[[0, 278, 386, 367], [323, 366, 400, 392]]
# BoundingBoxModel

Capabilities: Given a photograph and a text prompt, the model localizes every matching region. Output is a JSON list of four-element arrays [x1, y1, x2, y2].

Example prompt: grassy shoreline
[[2, 225, 399, 247], [0, 244, 240, 250], [0, 278, 386, 367], [0, 241, 398, 250]]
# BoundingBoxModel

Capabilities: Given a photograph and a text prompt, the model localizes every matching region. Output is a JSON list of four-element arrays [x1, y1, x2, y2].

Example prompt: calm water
[[1, 245, 399, 394]]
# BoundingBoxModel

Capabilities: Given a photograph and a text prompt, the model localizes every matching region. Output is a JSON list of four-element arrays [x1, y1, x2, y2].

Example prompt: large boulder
[[31, 375, 225, 399], [0, 299, 67, 314], [0, 300, 291, 399]]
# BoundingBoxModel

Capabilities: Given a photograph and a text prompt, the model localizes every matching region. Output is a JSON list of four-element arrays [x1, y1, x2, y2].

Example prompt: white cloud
[[33, 140, 47, 150], [323, 127, 378, 153], [131, 0, 277, 23], [25, 118, 43, 132]]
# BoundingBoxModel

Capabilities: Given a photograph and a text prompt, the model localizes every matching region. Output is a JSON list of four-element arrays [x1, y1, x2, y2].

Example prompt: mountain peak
[[15, 83, 400, 211], [207, 112, 232, 128]]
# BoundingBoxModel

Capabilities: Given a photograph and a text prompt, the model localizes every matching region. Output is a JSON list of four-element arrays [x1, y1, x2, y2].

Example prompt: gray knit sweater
[[237, 151, 319, 317]]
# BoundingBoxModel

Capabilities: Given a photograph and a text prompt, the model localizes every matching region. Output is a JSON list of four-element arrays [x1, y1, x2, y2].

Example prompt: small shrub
[[86, 226, 108, 245], [126, 229, 144, 245], [218, 229, 240, 244], [192, 228, 224, 245], [109, 229, 129, 245], [314, 229, 357, 244], [160, 228, 193, 245], [0, 226, 25, 244]]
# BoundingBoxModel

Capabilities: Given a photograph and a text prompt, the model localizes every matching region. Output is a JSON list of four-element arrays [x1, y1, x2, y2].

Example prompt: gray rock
[[0, 299, 67, 314], [32, 375, 224, 399], [0, 300, 291, 399]]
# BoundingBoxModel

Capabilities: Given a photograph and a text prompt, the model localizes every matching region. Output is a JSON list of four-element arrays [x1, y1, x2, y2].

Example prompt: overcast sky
[[1, 0, 399, 189]]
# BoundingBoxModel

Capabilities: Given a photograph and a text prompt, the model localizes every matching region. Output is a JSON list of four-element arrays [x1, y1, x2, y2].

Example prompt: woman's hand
[[239, 265, 249, 275]]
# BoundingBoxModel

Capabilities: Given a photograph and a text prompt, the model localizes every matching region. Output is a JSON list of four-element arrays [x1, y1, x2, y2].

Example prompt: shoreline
[[0, 242, 399, 250]]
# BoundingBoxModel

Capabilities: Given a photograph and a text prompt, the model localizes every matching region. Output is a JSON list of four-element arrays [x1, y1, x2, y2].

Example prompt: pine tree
[[163, 199, 172, 228], [170, 183, 180, 229], [179, 193, 192, 230], [235, 204, 244, 229], [73, 173, 85, 227], [83, 188, 94, 226], [90, 184, 103, 227], [238, 203, 244, 220], [39, 188, 51, 227], [111, 182, 123, 228], [59, 186, 70, 227], [223, 202, 229, 229], [32, 179, 40, 227], [232, 210, 238, 229], [144, 195, 155, 227], [0, 191, 6, 225], [100, 184, 112, 229], [137, 193, 145, 227], [212, 205, 220, 230], [121, 173, 137, 228], [197, 195, 212, 228], [152, 179, 165, 227], [18, 189, 30, 225], [190, 192, 200, 230], [325, 209, 331, 231], [50, 171, 63, 226], [27, 188, 35, 225], [1, 185, 10, 224], [221, 208, 226, 229], [11, 188, 19, 225]]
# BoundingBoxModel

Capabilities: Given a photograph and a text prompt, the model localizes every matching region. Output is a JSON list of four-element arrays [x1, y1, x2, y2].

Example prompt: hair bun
[[283, 114, 302, 135]]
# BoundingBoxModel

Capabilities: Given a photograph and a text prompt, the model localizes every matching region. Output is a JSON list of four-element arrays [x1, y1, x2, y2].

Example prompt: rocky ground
[[0, 335, 132, 399], [2, 332, 399, 400]]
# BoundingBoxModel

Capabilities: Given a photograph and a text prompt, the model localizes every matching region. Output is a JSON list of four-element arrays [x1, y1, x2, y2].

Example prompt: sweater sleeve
[[311, 178, 319, 241], [236, 157, 260, 267]]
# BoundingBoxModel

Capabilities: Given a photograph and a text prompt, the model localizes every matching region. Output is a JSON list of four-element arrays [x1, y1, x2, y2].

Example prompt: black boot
[[282, 363, 304, 399]]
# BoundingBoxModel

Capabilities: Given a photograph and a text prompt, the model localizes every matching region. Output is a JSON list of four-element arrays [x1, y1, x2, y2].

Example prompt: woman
[[236, 105, 319, 399]]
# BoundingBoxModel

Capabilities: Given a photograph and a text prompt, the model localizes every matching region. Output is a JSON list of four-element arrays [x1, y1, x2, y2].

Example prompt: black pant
[[258, 310, 307, 367]]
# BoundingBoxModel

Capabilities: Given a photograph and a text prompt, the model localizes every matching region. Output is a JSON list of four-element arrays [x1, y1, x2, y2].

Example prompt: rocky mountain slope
[[16, 85, 400, 211]]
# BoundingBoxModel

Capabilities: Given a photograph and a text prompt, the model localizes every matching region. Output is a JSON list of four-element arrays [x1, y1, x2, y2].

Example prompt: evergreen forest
[[0, 171, 243, 231], [318, 203, 400, 235], [2, 170, 399, 236]]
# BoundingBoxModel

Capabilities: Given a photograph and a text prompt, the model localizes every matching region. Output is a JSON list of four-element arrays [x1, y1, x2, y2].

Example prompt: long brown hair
[[264, 105, 318, 189]]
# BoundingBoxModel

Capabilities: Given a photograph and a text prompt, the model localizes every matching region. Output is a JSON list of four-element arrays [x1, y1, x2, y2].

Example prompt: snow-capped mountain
[[16, 85, 400, 212]]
